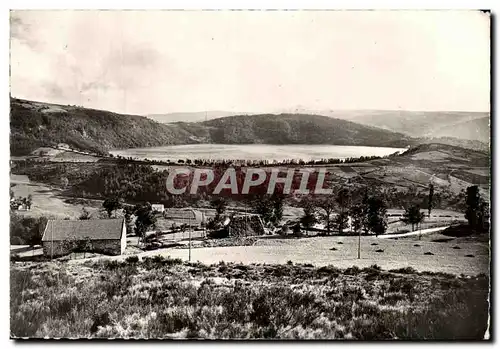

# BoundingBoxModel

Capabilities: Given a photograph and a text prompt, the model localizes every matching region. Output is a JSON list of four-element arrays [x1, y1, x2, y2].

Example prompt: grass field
[[69, 234, 489, 277], [10, 180, 102, 219], [10, 258, 489, 339]]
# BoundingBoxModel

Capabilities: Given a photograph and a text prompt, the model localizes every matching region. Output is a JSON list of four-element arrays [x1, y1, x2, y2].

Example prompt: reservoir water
[[110, 144, 407, 162]]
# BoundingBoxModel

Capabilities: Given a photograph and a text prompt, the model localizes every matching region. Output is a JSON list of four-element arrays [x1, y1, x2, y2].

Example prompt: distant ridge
[[10, 97, 489, 156], [147, 111, 254, 123]]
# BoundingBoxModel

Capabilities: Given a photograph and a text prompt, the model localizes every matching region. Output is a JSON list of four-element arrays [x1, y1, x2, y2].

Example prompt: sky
[[10, 10, 490, 115]]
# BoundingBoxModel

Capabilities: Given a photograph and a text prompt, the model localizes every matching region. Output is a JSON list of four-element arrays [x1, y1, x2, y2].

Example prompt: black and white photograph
[[9, 9, 491, 340]]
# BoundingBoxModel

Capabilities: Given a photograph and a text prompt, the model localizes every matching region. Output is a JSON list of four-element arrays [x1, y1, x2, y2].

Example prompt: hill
[[200, 113, 412, 147], [427, 117, 490, 142], [10, 98, 199, 156], [10, 98, 414, 155], [13, 98, 489, 157], [147, 111, 252, 123], [278, 108, 490, 142]]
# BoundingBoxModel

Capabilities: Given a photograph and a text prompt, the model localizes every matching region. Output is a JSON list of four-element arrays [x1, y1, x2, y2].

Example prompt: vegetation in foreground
[[11, 258, 489, 339]]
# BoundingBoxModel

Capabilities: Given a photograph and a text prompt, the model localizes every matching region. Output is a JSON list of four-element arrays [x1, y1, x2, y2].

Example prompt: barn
[[41, 219, 127, 257]]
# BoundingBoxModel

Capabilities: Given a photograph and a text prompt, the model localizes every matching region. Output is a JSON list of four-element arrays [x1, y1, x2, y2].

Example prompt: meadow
[[10, 257, 489, 339], [117, 234, 489, 276]]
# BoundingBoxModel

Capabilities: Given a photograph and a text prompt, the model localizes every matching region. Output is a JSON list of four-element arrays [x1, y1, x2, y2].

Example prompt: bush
[[208, 228, 229, 239], [9, 258, 490, 339], [389, 267, 418, 274], [125, 255, 139, 263]]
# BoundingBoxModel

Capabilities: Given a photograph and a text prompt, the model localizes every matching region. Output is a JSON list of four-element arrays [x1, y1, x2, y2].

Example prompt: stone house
[[41, 219, 126, 257]]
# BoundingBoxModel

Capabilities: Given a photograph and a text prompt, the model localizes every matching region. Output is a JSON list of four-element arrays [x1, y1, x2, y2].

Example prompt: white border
[[1, 1, 497, 348]]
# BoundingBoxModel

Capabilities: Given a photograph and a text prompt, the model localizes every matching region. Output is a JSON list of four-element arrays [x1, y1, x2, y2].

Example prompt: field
[[9, 142, 491, 340], [10, 258, 489, 339], [10, 175, 102, 219], [87, 234, 489, 277]]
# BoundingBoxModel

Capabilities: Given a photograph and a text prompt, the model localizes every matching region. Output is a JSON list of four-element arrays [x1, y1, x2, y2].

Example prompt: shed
[[41, 219, 126, 257]]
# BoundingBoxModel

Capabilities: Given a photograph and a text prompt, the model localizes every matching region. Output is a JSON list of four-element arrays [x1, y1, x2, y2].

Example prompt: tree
[[402, 204, 425, 231], [210, 197, 227, 218], [300, 199, 317, 236], [335, 188, 351, 234], [366, 196, 387, 237], [465, 185, 489, 233], [333, 212, 349, 235], [10, 214, 46, 247], [79, 207, 91, 220], [271, 194, 284, 225], [349, 204, 364, 235], [134, 203, 156, 245], [102, 197, 123, 218], [26, 194, 33, 210], [315, 195, 337, 235], [123, 205, 135, 235], [427, 183, 434, 217], [250, 194, 284, 224]]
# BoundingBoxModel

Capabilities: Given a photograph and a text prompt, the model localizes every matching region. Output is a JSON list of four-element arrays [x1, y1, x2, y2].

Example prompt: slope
[[10, 98, 198, 156], [200, 113, 412, 147], [427, 116, 490, 142]]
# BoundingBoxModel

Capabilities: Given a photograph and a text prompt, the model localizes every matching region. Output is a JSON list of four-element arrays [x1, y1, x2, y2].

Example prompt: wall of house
[[43, 239, 122, 257], [120, 223, 127, 254]]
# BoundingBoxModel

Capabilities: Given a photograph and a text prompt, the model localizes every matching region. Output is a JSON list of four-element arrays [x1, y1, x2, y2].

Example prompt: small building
[[41, 219, 126, 257], [152, 204, 165, 213]]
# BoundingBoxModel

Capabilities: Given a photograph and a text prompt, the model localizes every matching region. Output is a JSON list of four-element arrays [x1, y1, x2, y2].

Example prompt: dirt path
[[10, 175, 101, 219], [378, 226, 450, 239]]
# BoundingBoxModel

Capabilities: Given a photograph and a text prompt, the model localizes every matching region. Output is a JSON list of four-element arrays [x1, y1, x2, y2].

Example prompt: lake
[[110, 144, 407, 162]]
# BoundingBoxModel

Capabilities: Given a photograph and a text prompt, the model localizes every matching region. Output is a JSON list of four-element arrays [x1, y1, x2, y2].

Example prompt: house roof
[[41, 219, 124, 242]]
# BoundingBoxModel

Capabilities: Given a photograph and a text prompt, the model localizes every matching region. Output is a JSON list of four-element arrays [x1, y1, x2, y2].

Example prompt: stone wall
[[42, 239, 122, 257]]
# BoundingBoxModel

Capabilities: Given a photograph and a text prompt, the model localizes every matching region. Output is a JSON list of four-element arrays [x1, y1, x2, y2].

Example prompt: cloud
[[9, 10, 490, 114], [10, 12, 39, 49]]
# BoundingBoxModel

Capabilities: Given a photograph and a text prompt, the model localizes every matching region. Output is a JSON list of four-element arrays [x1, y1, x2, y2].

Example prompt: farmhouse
[[41, 219, 126, 257]]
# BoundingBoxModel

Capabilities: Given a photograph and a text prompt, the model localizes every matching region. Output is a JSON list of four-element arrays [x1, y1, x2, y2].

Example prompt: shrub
[[343, 266, 361, 275], [389, 267, 418, 275], [125, 255, 139, 263]]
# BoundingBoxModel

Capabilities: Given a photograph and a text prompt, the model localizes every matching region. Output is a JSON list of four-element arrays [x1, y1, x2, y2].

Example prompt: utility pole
[[358, 228, 361, 259], [51, 220, 53, 261], [188, 209, 193, 262]]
